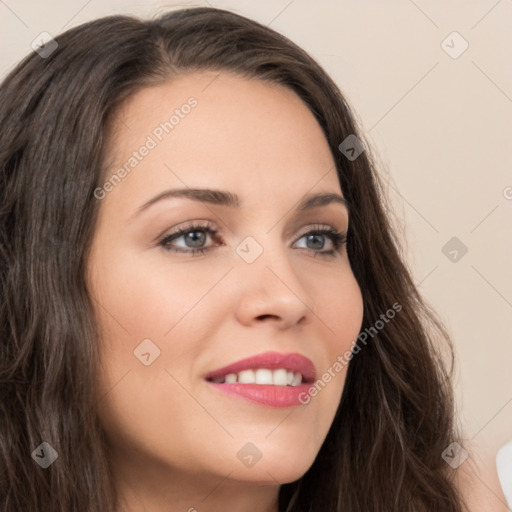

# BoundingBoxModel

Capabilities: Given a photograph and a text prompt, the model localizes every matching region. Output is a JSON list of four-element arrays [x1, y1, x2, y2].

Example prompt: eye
[[157, 221, 347, 258], [158, 221, 220, 255], [293, 225, 347, 257]]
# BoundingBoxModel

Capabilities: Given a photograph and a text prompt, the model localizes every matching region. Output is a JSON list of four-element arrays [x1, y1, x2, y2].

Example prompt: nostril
[[257, 314, 279, 321]]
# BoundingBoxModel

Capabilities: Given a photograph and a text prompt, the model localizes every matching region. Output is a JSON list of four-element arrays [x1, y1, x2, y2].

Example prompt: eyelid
[[155, 219, 218, 242], [159, 220, 345, 242], [291, 223, 347, 241]]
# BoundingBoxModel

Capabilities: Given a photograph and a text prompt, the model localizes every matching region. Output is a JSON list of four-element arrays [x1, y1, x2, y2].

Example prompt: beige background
[[1, 0, 511, 501]]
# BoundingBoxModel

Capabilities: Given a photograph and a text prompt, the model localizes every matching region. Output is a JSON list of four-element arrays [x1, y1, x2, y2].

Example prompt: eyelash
[[158, 221, 347, 258]]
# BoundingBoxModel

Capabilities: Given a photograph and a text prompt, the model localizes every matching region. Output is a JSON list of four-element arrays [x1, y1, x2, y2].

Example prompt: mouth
[[204, 351, 316, 384], [203, 351, 315, 408], [206, 368, 306, 386]]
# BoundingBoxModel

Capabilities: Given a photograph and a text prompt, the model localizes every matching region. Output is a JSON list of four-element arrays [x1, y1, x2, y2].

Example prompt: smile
[[204, 351, 315, 407]]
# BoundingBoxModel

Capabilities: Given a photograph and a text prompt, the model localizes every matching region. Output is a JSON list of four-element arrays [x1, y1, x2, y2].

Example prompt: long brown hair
[[0, 7, 466, 511]]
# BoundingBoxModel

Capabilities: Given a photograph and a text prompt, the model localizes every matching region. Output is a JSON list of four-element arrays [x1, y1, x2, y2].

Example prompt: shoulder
[[454, 454, 509, 512]]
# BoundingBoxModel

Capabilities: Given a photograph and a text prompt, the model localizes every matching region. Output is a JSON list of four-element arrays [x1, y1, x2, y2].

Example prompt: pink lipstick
[[204, 351, 315, 407]]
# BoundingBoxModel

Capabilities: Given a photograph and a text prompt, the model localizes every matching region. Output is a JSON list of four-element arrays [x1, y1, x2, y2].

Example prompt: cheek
[[90, 256, 230, 470], [90, 251, 230, 344], [293, 267, 363, 425], [89, 252, 233, 411], [310, 266, 364, 353]]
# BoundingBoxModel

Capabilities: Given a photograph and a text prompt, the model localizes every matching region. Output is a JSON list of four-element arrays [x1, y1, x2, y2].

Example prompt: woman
[[0, 6, 502, 512]]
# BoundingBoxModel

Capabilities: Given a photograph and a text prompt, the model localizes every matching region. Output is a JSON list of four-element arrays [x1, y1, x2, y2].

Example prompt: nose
[[233, 244, 313, 329]]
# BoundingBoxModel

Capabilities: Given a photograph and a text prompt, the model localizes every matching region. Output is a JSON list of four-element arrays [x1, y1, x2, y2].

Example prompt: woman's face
[[86, 71, 364, 492]]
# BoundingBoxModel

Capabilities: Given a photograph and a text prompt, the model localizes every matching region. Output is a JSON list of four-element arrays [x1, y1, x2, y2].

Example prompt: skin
[[456, 451, 510, 512], [86, 72, 364, 512]]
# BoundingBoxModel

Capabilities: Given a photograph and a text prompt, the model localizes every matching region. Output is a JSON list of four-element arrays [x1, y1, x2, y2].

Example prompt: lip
[[206, 382, 312, 408], [203, 351, 316, 383]]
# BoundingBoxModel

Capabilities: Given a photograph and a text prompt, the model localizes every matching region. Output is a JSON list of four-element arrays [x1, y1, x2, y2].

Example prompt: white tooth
[[224, 373, 237, 383], [235, 368, 302, 386], [238, 369, 255, 384], [255, 369, 273, 385], [273, 369, 288, 386], [291, 372, 302, 386]]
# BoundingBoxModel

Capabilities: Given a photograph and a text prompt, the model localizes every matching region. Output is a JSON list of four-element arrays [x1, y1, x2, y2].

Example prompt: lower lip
[[206, 382, 311, 407]]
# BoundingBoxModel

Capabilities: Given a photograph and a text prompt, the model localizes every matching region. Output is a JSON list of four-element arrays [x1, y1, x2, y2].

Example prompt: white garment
[[497, 440, 512, 509]]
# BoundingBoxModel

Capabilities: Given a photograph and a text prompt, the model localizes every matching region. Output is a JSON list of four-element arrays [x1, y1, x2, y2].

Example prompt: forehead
[[101, 71, 341, 212]]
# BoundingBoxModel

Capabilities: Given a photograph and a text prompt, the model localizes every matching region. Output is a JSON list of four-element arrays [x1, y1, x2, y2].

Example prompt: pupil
[[186, 231, 206, 247], [308, 234, 324, 250]]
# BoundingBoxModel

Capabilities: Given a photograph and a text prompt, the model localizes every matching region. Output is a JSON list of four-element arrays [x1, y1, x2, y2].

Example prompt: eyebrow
[[132, 188, 350, 218]]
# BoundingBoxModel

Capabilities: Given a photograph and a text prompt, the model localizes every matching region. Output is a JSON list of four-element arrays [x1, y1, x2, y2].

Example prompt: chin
[[225, 443, 318, 485]]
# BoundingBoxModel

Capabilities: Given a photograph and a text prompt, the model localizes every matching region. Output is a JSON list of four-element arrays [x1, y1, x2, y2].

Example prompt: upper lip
[[204, 351, 316, 383]]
